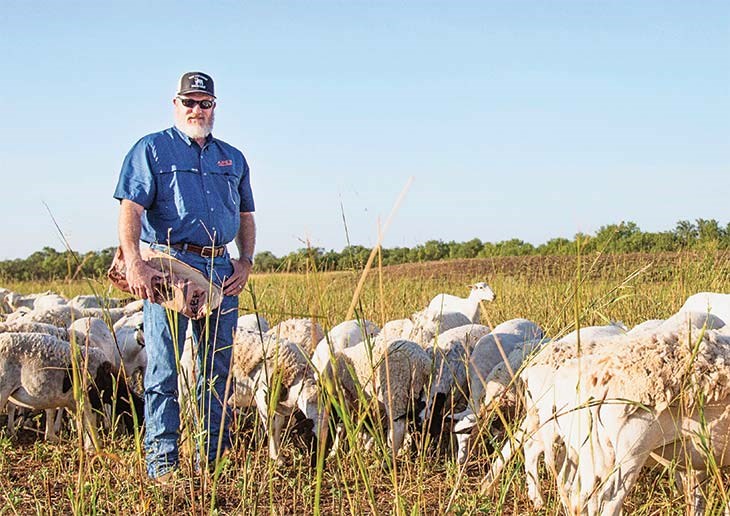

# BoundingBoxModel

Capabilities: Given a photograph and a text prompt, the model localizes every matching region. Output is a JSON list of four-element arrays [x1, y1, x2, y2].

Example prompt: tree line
[[2, 219, 728, 281]]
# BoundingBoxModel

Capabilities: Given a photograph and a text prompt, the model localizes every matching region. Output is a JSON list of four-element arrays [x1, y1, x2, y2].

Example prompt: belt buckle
[[201, 245, 215, 258]]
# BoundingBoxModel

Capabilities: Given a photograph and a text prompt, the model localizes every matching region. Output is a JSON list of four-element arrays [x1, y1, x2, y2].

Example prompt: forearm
[[118, 199, 145, 264], [235, 212, 256, 261]]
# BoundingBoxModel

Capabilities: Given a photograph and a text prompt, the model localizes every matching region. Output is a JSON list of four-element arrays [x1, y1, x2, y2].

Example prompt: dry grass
[[1, 251, 729, 514]]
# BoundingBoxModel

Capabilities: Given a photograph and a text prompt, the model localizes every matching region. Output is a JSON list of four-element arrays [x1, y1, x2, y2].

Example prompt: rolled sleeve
[[114, 138, 155, 208]]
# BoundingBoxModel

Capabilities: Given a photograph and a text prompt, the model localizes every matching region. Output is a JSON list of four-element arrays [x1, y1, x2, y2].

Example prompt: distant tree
[[674, 220, 698, 247], [253, 251, 280, 272], [538, 237, 573, 255]]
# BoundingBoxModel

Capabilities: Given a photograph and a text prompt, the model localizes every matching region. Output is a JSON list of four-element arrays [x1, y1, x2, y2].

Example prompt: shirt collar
[[171, 125, 215, 147]]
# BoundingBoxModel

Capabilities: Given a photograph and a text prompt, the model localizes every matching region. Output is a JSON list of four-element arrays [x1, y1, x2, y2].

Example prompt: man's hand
[[125, 257, 163, 301], [223, 258, 252, 296]]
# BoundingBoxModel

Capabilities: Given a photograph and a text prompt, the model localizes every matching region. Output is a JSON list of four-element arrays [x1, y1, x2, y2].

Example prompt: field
[[1, 251, 729, 515]]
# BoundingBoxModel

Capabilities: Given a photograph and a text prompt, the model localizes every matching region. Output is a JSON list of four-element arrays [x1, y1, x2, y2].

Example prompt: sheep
[[627, 319, 665, 335], [321, 339, 433, 456], [0, 332, 141, 449], [0, 320, 69, 340], [464, 319, 544, 417], [232, 331, 323, 465], [32, 294, 68, 311], [112, 311, 147, 380], [452, 337, 545, 464], [559, 321, 627, 345], [408, 310, 472, 347], [68, 295, 125, 310], [418, 324, 491, 440], [266, 318, 325, 355], [68, 317, 117, 366], [483, 324, 730, 514], [679, 291, 730, 324], [311, 319, 380, 374], [7, 305, 84, 328], [6, 291, 52, 311], [0, 288, 14, 314], [122, 299, 145, 315], [377, 318, 414, 345], [80, 307, 127, 325], [426, 282, 496, 324], [237, 313, 270, 334]]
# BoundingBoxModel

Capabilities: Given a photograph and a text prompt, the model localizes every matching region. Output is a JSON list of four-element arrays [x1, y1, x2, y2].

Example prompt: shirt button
[[210, 208, 214, 212], [206, 190, 210, 194], [203, 173, 207, 176]]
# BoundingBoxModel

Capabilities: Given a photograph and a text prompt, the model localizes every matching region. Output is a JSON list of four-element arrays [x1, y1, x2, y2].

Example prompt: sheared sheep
[[68, 295, 125, 310], [267, 318, 325, 355], [452, 337, 545, 464], [679, 291, 730, 324], [0, 332, 142, 448], [426, 282, 496, 323], [419, 324, 491, 440], [311, 319, 380, 374], [237, 313, 270, 334], [232, 331, 323, 465], [483, 321, 730, 514], [464, 319, 544, 417], [6, 305, 84, 328], [321, 339, 432, 456], [408, 310, 471, 347]]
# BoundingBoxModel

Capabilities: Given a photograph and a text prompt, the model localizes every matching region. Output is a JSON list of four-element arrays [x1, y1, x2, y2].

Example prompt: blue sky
[[1, 1, 728, 259]]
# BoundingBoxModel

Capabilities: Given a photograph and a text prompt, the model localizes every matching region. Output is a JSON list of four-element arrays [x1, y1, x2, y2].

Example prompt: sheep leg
[[481, 416, 530, 495], [80, 401, 100, 452], [268, 412, 285, 464], [388, 417, 406, 455], [5, 401, 18, 438], [44, 409, 60, 442]]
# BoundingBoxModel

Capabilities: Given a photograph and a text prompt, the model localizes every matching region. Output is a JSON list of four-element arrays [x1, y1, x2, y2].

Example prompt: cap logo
[[190, 75, 206, 89]]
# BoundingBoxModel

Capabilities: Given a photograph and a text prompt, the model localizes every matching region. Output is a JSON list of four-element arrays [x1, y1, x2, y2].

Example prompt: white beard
[[177, 112, 215, 140]]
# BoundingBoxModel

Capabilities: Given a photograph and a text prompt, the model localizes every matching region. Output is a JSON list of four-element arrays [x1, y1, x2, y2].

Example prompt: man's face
[[173, 92, 216, 139]]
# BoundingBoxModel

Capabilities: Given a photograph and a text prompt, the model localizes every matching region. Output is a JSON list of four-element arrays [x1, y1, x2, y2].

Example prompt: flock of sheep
[[0, 284, 729, 515]]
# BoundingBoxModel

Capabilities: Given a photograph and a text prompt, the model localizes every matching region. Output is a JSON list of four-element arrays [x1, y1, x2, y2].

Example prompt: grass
[[1, 250, 729, 514]]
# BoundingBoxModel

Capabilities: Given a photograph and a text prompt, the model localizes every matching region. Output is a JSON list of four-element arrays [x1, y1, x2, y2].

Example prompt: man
[[113, 71, 255, 481]]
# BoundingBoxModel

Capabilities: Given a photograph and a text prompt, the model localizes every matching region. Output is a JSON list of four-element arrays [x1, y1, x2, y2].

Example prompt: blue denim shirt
[[114, 126, 254, 247]]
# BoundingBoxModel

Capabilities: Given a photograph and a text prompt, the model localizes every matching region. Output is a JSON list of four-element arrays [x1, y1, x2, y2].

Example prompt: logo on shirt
[[218, 159, 233, 167]]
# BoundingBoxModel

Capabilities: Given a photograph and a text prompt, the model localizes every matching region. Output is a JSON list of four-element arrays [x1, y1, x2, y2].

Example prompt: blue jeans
[[142, 245, 238, 478]]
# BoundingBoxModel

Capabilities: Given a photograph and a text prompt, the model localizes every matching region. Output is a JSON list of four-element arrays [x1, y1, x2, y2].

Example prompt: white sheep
[[266, 318, 325, 355], [376, 318, 414, 346], [311, 319, 380, 374], [112, 311, 147, 379], [0, 332, 140, 449], [419, 324, 491, 440], [0, 320, 69, 340], [407, 310, 472, 347], [237, 313, 270, 334], [483, 323, 730, 514], [5, 291, 52, 311], [232, 331, 323, 465], [426, 282, 496, 323], [32, 294, 68, 311], [452, 336, 545, 464], [321, 339, 433, 456], [6, 305, 84, 328], [68, 295, 125, 310], [464, 319, 544, 417], [679, 291, 730, 324]]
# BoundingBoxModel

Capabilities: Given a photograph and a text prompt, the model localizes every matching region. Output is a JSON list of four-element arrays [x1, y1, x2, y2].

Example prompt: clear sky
[[1, 1, 728, 260]]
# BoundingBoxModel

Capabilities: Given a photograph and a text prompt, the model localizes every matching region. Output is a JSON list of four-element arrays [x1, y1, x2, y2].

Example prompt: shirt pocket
[[155, 168, 199, 219], [210, 170, 241, 210]]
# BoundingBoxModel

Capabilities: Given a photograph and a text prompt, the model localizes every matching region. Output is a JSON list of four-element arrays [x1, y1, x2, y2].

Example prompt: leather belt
[[171, 243, 227, 258]]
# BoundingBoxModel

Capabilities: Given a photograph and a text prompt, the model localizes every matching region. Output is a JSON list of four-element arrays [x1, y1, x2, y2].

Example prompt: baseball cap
[[177, 71, 216, 98]]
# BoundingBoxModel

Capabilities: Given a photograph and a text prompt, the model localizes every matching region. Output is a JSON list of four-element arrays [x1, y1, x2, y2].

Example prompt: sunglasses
[[177, 97, 215, 109]]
